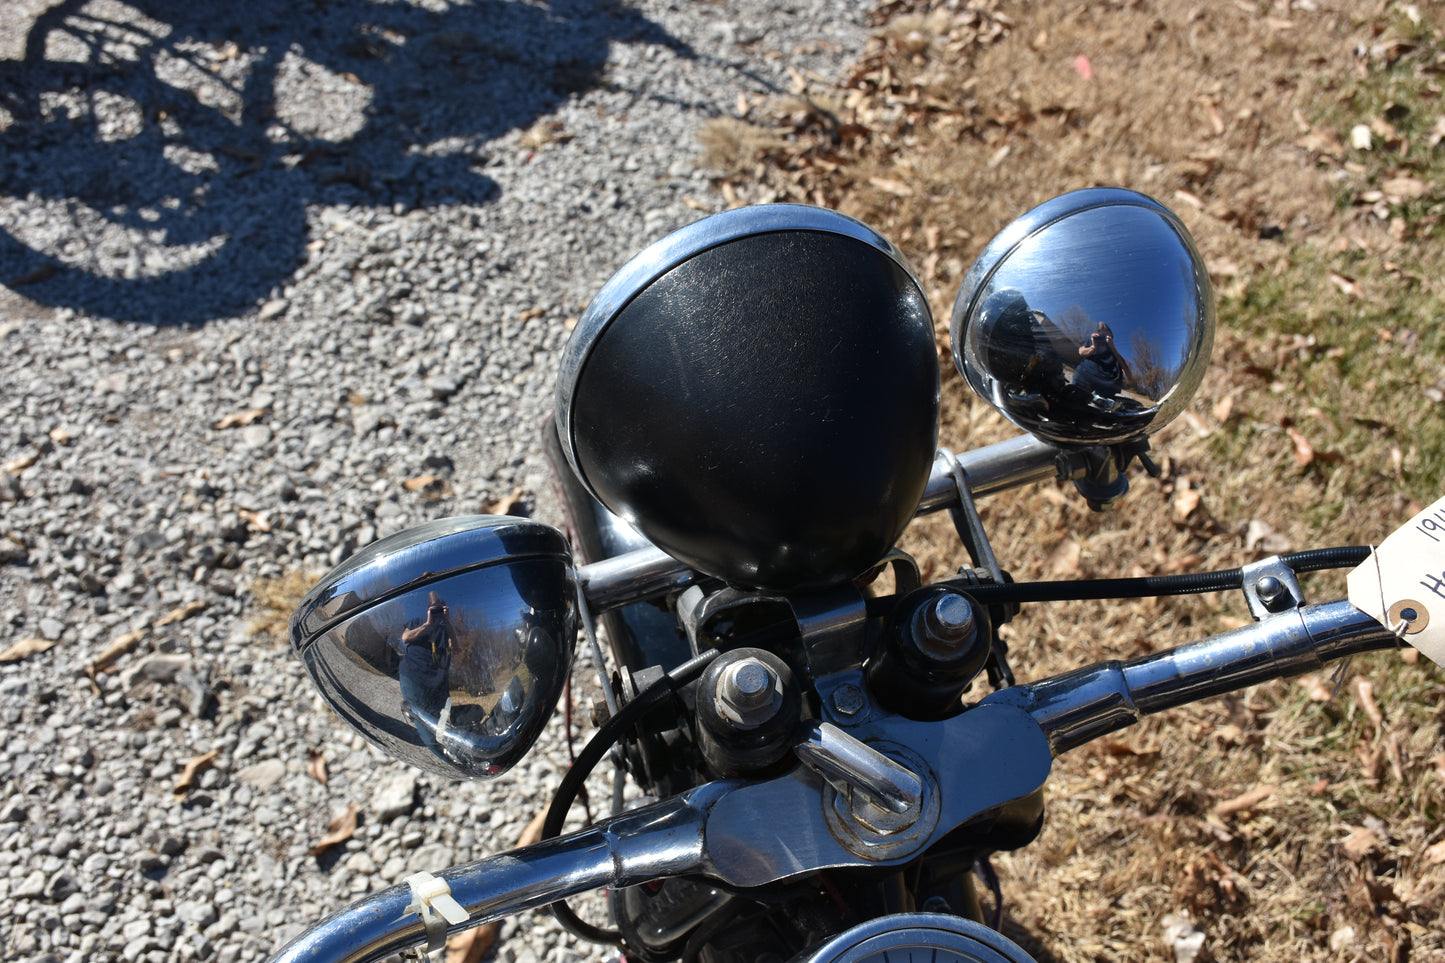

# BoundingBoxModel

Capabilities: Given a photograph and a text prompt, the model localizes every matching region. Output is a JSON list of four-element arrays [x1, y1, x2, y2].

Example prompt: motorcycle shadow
[[0, 0, 689, 325]]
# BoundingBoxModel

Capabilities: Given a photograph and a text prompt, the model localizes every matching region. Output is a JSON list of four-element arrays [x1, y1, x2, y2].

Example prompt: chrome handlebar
[[986, 598, 1400, 753], [269, 600, 1398, 963]]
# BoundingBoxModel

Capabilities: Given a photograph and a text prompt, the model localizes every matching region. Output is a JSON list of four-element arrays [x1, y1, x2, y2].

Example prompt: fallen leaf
[[8, 262, 60, 287], [1381, 176, 1429, 200], [516, 808, 548, 848], [213, 408, 266, 430], [446, 809, 548, 963], [311, 802, 360, 857], [867, 177, 914, 197], [1386, 732, 1404, 783], [447, 925, 497, 963], [173, 749, 220, 799], [1213, 393, 1236, 425], [155, 600, 207, 627], [1328, 271, 1363, 297], [238, 508, 272, 532], [1174, 487, 1201, 520], [1354, 677, 1384, 732], [1213, 784, 1276, 817], [1359, 743, 1385, 781], [1430, 116, 1445, 149], [1285, 426, 1315, 466], [487, 487, 527, 516], [1197, 95, 1224, 135], [91, 629, 146, 673], [307, 750, 329, 787], [3, 451, 39, 474], [1246, 518, 1291, 554], [1341, 826, 1382, 861], [403, 473, 441, 492], [1173, 189, 1205, 209], [0, 637, 56, 662]]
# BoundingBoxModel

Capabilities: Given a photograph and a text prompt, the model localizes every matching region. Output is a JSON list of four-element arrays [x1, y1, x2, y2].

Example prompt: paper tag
[[1346, 492, 1445, 668]]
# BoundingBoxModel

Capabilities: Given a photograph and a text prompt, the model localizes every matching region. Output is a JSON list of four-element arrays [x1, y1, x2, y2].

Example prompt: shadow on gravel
[[0, 0, 690, 325]]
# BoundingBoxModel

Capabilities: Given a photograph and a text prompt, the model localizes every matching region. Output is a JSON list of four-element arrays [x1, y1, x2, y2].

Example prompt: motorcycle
[[272, 189, 1441, 963]]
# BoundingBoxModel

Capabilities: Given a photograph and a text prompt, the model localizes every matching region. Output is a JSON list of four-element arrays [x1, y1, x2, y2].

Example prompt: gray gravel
[[0, 2, 868, 960]]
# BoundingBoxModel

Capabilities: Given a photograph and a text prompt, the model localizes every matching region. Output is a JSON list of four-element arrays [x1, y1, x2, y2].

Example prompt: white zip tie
[[403, 870, 469, 952]]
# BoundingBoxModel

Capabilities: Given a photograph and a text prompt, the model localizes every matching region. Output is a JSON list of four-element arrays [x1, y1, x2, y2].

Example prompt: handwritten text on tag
[[1347, 493, 1445, 669]]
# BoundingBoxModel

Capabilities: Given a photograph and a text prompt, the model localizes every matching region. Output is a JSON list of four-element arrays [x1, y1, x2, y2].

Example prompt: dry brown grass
[[703, 1, 1445, 960], [247, 569, 318, 646]]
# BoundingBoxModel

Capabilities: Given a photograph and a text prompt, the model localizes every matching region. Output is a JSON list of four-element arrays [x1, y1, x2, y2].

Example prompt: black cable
[[951, 546, 1372, 606], [544, 546, 1373, 942], [543, 647, 721, 946]]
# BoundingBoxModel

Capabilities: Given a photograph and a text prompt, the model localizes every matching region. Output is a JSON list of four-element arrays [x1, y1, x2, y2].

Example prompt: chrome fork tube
[[989, 599, 1400, 755]]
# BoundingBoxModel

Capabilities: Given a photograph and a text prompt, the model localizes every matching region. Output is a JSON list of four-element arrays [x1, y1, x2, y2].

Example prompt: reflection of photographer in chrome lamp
[[1072, 321, 1134, 402], [399, 591, 454, 748]]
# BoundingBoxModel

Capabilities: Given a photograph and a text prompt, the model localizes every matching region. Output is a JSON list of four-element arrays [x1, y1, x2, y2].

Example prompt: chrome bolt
[[1255, 576, 1285, 606], [915, 593, 976, 657], [830, 682, 866, 718], [716, 658, 782, 728]]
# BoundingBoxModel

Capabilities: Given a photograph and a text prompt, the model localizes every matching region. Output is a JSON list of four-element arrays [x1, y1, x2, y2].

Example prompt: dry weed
[[705, 0, 1445, 959], [247, 569, 317, 646]]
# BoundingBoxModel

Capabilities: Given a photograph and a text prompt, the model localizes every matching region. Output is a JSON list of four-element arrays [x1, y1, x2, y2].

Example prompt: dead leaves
[[1324, 258, 1368, 294], [446, 923, 497, 963], [402, 473, 453, 499], [155, 600, 207, 627], [1173, 483, 1202, 521], [1280, 418, 1342, 469], [213, 408, 267, 430], [307, 749, 329, 787], [90, 629, 146, 674], [88, 601, 210, 677], [0, 637, 56, 662], [173, 749, 220, 799], [1212, 784, 1276, 818], [444, 810, 549, 963], [4, 451, 40, 474], [1176, 851, 1247, 914], [486, 487, 527, 516], [311, 802, 360, 857], [1342, 825, 1385, 862]]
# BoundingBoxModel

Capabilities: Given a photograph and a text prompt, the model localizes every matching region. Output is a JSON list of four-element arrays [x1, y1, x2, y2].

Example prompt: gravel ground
[[0, 2, 869, 961]]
